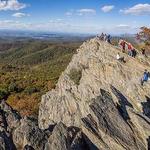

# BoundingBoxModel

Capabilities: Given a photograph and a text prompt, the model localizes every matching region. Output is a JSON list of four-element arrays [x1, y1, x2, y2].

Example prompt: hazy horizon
[[0, 29, 137, 37]]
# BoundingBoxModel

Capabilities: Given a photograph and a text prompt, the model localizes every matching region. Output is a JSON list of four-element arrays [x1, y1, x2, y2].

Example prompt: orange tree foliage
[[138, 27, 150, 46], [7, 93, 40, 117]]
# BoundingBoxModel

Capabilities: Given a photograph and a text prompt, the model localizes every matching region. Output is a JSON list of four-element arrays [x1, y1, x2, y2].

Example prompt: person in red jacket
[[127, 43, 133, 56], [119, 40, 126, 53], [127, 43, 137, 57]]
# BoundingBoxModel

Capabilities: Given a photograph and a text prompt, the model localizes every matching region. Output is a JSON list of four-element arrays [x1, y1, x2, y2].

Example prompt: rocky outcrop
[[39, 38, 150, 149], [82, 89, 147, 149], [44, 122, 90, 150], [0, 101, 50, 150], [13, 117, 50, 150], [1, 38, 150, 149], [0, 101, 91, 150]]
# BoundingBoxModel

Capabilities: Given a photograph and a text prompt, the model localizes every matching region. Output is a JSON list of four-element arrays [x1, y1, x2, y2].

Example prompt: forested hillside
[[0, 39, 82, 117]]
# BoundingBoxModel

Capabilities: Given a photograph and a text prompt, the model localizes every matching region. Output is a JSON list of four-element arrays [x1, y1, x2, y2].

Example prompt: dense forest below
[[0, 38, 83, 117]]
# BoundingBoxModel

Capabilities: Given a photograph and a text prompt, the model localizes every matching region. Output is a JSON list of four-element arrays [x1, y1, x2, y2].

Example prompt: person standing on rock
[[141, 70, 149, 86], [141, 48, 146, 57], [132, 48, 137, 58], [119, 39, 126, 53], [99, 33, 104, 40], [127, 43, 133, 57], [104, 34, 107, 41], [127, 42, 137, 58], [107, 35, 111, 44], [142, 48, 145, 55]]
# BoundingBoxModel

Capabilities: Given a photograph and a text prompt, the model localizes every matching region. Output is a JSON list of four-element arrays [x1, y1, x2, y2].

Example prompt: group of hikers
[[118, 40, 149, 86], [116, 39, 137, 63], [97, 33, 111, 44], [97, 33, 149, 86], [119, 39, 137, 58]]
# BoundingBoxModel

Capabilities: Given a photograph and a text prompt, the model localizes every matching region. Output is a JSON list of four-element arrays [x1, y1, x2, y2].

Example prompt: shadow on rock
[[82, 114, 100, 139], [0, 131, 17, 150], [110, 85, 133, 121], [141, 96, 150, 119], [86, 89, 144, 150], [23, 145, 35, 150], [82, 133, 99, 150], [68, 125, 99, 150], [45, 122, 98, 150], [147, 136, 150, 150]]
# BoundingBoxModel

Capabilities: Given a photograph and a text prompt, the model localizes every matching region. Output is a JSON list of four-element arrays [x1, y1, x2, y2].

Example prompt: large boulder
[[45, 122, 90, 150], [13, 117, 50, 150], [0, 101, 51, 150]]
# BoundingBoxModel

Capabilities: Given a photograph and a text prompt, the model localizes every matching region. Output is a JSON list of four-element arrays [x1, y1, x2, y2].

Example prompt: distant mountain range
[[0, 30, 136, 41], [0, 30, 94, 42]]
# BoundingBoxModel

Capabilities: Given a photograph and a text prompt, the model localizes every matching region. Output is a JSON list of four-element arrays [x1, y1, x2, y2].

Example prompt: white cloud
[[101, 5, 114, 12], [0, 0, 27, 11], [121, 3, 150, 15], [65, 9, 96, 16], [12, 12, 30, 17], [0, 20, 30, 29], [111, 24, 139, 34], [48, 19, 66, 26], [65, 12, 73, 16], [116, 24, 130, 28], [0, 19, 98, 33], [0, 19, 140, 34], [77, 9, 96, 15]]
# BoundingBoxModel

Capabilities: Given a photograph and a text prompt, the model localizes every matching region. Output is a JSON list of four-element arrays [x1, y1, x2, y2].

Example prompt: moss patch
[[69, 69, 82, 85]]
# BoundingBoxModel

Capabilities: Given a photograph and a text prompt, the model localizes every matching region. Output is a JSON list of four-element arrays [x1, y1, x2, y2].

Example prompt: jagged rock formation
[[1, 38, 150, 149], [39, 38, 150, 149], [0, 101, 91, 149]]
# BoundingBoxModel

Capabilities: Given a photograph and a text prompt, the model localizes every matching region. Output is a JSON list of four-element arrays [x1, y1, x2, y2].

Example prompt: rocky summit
[[1, 38, 150, 149]]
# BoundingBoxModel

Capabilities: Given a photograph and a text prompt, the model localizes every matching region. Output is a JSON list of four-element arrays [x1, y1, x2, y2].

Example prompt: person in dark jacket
[[141, 48, 146, 57], [107, 35, 111, 44]]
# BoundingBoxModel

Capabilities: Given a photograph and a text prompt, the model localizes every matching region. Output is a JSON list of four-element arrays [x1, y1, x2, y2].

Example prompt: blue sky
[[0, 0, 150, 34]]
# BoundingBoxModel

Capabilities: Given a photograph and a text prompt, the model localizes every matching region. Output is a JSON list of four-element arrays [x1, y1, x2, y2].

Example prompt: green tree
[[0, 88, 9, 100]]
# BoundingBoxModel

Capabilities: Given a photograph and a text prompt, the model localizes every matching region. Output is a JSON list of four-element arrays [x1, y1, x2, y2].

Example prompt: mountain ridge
[[38, 37, 150, 149], [0, 37, 150, 149], [39, 37, 150, 126]]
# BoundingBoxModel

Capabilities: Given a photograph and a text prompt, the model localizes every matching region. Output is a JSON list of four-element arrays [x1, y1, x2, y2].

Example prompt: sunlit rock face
[[39, 38, 150, 149]]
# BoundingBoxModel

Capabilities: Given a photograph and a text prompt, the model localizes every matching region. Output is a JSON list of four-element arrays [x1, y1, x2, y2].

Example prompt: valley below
[[0, 35, 87, 117]]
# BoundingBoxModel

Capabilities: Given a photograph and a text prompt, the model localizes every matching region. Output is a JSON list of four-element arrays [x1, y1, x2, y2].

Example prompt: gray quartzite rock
[[39, 38, 150, 149], [13, 117, 50, 150]]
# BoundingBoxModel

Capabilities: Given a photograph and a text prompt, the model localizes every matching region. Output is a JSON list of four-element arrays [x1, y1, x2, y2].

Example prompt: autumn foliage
[[0, 40, 81, 117], [138, 27, 150, 46]]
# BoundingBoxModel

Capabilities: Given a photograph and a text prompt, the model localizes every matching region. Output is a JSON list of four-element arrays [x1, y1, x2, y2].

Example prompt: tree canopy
[[137, 27, 150, 46]]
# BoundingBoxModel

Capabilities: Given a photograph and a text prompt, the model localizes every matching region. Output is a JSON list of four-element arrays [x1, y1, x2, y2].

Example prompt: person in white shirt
[[116, 53, 120, 60], [116, 53, 125, 63]]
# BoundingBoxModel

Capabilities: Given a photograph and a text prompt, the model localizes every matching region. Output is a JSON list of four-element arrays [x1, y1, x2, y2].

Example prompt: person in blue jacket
[[141, 70, 149, 86]]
